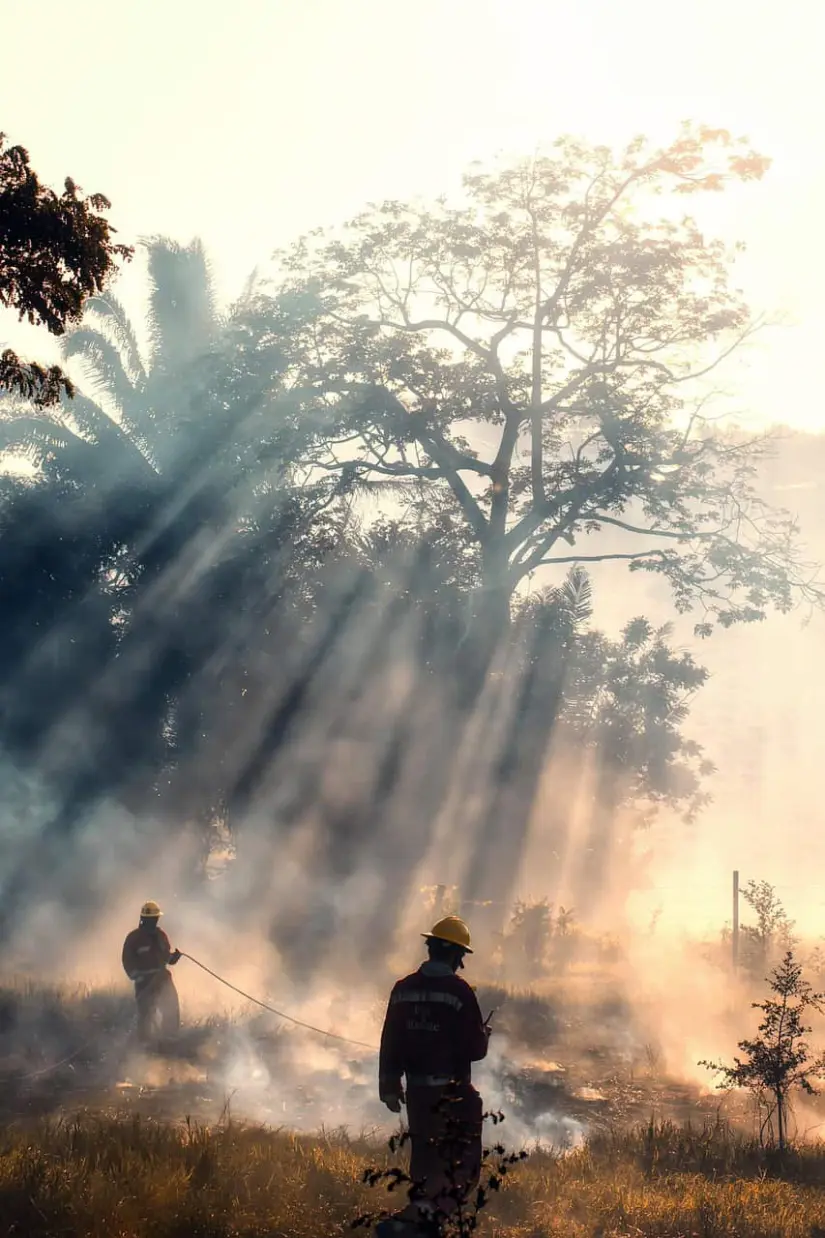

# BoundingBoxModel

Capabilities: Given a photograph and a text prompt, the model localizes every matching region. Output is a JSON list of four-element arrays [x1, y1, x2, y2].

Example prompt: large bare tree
[[255, 124, 819, 678]]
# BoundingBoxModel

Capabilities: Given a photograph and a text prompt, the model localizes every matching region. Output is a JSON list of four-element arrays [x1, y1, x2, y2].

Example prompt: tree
[[0, 235, 333, 568], [454, 565, 712, 906], [0, 132, 132, 405], [0, 239, 226, 772], [554, 611, 712, 825], [504, 898, 554, 973], [700, 950, 825, 1150], [1, 237, 222, 478], [0, 158, 733, 952], [0, 236, 358, 932], [58, 237, 221, 469], [256, 124, 820, 689], [740, 880, 797, 977], [0, 472, 124, 754]]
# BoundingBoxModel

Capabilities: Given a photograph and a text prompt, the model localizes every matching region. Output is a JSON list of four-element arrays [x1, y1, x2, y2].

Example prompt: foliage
[[0, 474, 123, 758], [0, 239, 338, 784], [806, 942, 825, 989], [500, 898, 578, 974], [700, 950, 825, 1150], [515, 579, 713, 824], [0, 132, 132, 405], [252, 124, 821, 652], [740, 880, 797, 977], [353, 1110, 528, 1238], [0, 240, 218, 783], [5, 125, 804, 929], [0, 239, 357, 937], [0, 228, 716, 905], [505, 898, 555, 970]]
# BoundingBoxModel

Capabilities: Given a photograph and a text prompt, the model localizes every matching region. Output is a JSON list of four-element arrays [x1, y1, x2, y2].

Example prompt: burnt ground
[[0, 977, 777, 1146]]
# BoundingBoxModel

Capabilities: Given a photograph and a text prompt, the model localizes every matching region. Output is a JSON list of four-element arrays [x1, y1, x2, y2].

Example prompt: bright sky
[[2, 0, 825, 431], [3, 0, 825, 945]]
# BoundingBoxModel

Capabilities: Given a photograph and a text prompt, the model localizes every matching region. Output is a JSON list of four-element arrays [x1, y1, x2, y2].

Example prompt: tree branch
[[313, 456, 443, 481], [596, 515, 715, 541], [416, 423, 490, 542], [370, 310, 521, 421], [536, 549, 669, 566]]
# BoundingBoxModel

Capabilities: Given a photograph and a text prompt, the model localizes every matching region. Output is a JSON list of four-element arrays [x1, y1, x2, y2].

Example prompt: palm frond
[[0, 413, 98, 479], [559, 564, 594, 628], [61, 328, 142, 420], [58, 391, 113, 441], [0, 413, 61, 453], [60, 393, 158, 485], [142, 236, 219, 376], [354, 474, 418, 498], [82, 294, 147, 385], [235, 265, 262, 312]]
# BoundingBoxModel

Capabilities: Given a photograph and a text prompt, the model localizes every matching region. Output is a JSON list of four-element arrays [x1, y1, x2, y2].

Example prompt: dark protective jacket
[[122, 925, 173, 982], [378, 960, 489, 1098]]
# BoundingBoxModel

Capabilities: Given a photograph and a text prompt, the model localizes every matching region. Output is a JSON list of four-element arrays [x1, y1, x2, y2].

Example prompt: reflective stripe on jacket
[[378, 960, 489, 1097]]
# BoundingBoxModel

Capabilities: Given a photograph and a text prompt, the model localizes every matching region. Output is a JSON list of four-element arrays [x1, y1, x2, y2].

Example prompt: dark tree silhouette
[[0, 132, 132, 406]]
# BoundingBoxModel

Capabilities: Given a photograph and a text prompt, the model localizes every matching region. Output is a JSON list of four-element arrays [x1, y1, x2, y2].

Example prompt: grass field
[[0, 971, 742, 1132], [2, 968, 824, 1235], [2, 1112, 825, 1237]]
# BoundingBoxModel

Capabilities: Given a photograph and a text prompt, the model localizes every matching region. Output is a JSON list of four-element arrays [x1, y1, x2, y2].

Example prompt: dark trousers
[[401, 1083, 483, 1222], [135, 971, 180, 1042]]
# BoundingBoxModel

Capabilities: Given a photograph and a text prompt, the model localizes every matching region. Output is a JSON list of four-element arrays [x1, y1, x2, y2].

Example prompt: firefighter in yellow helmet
[[377, 915, 491, 1236], [121, 901, 182, 1043]]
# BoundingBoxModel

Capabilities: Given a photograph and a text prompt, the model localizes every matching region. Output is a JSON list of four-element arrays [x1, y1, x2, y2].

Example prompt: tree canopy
[[247, 125, 817, 663], [0, 132, 132, 406], [1, 124, 818, 958]]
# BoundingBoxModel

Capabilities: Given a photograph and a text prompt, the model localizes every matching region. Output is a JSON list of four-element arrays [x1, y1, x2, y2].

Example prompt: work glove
[[379, 1082, 405, 1114], [169, 949, 182, 965]]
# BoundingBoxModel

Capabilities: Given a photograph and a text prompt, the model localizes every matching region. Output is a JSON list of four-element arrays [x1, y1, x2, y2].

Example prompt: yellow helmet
[[423, 915, 473, 954], [140, 900, 162, 918]]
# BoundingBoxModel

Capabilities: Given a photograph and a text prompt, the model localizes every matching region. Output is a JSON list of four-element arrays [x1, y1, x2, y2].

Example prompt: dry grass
[[2, 1113, 825, 1237], [0, 1114, 375, 1237], [4, 977, 825, 1234]]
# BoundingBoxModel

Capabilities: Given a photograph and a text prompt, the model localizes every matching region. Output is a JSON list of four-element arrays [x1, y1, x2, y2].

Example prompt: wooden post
[[732, 870, 740, 972], [435, 884, 446, 916]]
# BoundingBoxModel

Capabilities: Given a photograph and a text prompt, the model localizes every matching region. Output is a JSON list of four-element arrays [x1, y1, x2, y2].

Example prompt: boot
[[375, 1208, 441, 1238]]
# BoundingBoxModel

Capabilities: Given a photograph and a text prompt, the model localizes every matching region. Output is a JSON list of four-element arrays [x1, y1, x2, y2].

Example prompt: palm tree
[[57, 237, 219, 471], [0, 240, 250, 815], [0, 237, 349, 848], [0, 237, 226, 575]]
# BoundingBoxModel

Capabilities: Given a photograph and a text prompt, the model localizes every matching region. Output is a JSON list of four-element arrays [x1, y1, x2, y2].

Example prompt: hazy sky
[[4, 1, 825, 945], [2, 0, 825, 431]]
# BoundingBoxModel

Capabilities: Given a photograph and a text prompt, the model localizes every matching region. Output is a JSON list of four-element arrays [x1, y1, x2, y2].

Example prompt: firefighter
[[378, 915, 491, 1235], [121, 900, 182, 1043]]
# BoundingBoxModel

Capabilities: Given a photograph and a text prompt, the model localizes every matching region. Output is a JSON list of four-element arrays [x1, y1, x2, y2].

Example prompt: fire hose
[[0, 954, 377, 1085], [2, 961, 491, 1084], [0, 1041, 92, 1083], [179, 952, 379, 1052]]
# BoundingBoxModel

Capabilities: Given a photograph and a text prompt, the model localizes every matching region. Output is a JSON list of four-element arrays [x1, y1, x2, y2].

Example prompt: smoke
[[1, 237, 825, 1148], [111, 1018, 592, 1150], [474, 1040, 589, 1151]]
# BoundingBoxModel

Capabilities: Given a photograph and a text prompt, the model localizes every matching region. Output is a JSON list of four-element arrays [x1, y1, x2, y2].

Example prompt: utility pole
[[732, 869, 740, 972]]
